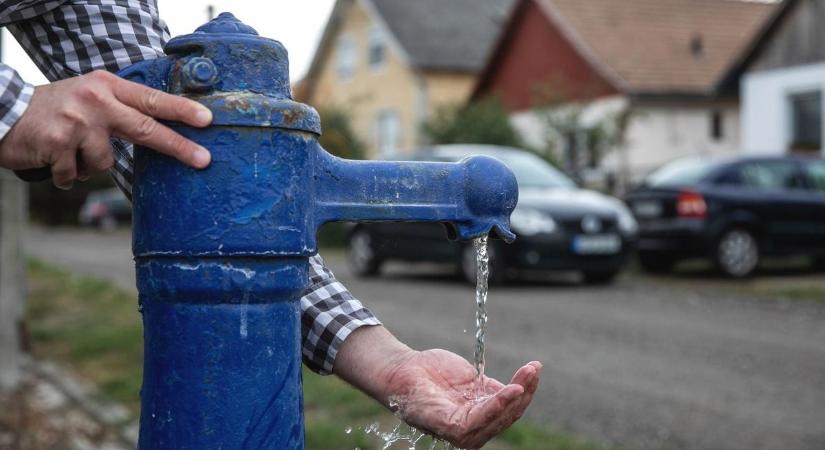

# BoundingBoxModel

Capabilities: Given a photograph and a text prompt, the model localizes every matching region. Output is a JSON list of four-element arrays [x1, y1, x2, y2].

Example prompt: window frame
[[336, 33, 357, 80], [786, 89, 823, 152], [367, 26, 386, 71], [710, 109, 723, 141], [376, 109, 400, 158]]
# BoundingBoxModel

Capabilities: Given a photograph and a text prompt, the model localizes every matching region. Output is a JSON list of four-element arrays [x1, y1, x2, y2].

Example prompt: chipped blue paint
[[122, 12, 517, 450]]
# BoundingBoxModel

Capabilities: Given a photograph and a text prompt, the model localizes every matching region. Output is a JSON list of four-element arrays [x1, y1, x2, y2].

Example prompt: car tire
[[460, 242, 505, 285], [637, 252, 675, 274], [347, 229, 382, 277], [98, 215, 116, 233], [714, 228, 759, 278], [582, 270, 619, 285]]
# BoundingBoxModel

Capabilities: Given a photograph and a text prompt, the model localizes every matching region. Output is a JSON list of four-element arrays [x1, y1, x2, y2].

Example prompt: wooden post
[[0, 169, 27, 391]]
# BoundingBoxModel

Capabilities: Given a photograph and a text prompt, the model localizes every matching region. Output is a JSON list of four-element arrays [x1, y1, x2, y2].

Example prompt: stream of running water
[[472, 235, 490, 398], [350, 235, 492, 449]]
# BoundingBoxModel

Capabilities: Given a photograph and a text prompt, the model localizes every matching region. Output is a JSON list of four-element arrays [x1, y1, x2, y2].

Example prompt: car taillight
[[677, 191, 707, 218]]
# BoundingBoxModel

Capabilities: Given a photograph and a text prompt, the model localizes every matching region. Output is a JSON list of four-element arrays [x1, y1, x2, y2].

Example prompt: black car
[[626, 155, 825, 277], [346, 145, 638, 284]]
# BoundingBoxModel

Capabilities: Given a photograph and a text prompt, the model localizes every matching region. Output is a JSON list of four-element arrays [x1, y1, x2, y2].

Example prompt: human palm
[[381, 349, 541, 449]]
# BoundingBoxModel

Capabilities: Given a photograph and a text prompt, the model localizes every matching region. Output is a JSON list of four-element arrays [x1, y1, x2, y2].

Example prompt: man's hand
[[334, 326, 541, 449], [0, 70, 213, 189]]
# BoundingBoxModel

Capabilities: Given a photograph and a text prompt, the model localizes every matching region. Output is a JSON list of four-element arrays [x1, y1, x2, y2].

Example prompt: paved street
[[26, 226, 825, 450]]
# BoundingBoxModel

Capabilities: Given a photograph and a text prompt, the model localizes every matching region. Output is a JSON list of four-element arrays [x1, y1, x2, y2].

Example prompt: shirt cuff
[[0, 66, 34, 141], [301, 255, 382, 375]]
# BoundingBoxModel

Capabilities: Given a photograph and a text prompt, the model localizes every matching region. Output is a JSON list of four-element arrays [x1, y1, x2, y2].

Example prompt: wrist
[[333, 325, 418, 405]]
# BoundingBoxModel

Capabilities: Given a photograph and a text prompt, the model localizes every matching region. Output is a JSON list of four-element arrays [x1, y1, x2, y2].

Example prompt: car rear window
[[646, 158, 721, 187], [803, 160, 825, 191], [737, 161, 804, 190]]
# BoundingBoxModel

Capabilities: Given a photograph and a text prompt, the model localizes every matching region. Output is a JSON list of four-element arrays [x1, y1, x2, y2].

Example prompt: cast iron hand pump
[[122, 13, 518, 449]]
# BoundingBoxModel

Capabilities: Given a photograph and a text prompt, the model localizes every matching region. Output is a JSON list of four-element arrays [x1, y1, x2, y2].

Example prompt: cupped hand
[[381, 349, 541, 449], [0, 70, 213, 189]]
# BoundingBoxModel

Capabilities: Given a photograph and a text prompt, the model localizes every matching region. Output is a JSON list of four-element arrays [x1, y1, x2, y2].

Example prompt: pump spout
[[313, 145, 518, 243]]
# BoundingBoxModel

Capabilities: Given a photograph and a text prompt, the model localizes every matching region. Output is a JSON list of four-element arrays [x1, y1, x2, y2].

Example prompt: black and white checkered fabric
[[0, 0, 380, 375]]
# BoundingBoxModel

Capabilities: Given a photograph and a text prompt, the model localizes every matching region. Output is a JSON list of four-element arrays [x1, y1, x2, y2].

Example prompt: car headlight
[[510, 209, 557, 236], [616, 205, 638, 236]]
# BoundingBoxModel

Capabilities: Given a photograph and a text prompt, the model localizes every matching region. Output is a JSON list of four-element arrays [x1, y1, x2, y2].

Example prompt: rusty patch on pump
[[222, 93, 255, 112], [281, 108, 306, 127]]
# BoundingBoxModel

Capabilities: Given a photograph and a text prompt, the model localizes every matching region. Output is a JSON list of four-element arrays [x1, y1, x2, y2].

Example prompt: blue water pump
[[122, 13, 518, 449]]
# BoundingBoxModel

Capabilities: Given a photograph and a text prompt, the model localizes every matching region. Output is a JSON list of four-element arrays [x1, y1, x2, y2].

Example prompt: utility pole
[[0, 28, 28, 392]]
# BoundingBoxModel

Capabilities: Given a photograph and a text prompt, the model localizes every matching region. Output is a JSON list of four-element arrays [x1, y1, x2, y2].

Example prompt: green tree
[[318, 105, 366, 160], [422, 98, 524, 148]]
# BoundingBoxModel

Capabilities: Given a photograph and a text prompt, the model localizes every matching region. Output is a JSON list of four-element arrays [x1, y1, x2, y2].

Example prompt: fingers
[[509, 361, 541, 387], [51, 154, 77, 190], [457, 362, 543, 449], [109, 101, 211, 169], [455, 385, 524, 448], [112, 77, 212, 128], [79, 129, 115, 173]]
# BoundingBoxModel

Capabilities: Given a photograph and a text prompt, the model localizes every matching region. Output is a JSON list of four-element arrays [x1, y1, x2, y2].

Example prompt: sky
[[1, 0, 336, 85]]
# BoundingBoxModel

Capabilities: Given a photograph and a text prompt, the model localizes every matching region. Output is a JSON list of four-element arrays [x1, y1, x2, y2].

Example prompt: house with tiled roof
[[471, 0, 780, 188], [296, 0, 513, 158], [739, 0, 824, 156]]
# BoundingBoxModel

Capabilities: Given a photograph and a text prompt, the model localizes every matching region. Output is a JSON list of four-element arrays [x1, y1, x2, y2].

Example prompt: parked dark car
[[78, 188, 132, 231], [625, 155, 825, 277], [345, 145, 638, 284]]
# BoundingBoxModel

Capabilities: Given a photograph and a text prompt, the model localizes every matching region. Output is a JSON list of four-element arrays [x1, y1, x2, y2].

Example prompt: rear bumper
[[636, 218, 713, 256]]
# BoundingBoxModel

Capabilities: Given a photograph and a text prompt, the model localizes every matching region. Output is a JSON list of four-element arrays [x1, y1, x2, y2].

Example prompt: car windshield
[[646, 158, 722, 187], [421, 149, 575, 189]]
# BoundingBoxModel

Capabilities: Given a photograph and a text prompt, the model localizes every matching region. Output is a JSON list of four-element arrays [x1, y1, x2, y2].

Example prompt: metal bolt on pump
[[120, 13, 518, 449]]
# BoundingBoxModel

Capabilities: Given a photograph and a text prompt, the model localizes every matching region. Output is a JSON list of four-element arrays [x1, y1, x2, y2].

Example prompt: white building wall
[[511, 98, 741, 184], [742, 62, 825, 155], [611, 104, 741, 180]]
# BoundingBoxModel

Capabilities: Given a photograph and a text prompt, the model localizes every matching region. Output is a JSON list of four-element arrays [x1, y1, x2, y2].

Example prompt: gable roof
[[369, 0, 513, 71], [475, 0, 780, 98], [297, 0, 513, 102]]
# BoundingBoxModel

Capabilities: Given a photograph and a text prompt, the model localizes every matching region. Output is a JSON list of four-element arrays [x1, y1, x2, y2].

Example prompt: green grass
[[26, 258, 626, 449]]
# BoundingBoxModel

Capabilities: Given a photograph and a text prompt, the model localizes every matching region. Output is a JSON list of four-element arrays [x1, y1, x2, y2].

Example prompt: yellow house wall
[[308, 1, 419, 158], [422, 72, 476, 112], [307, 1, 478, 158]]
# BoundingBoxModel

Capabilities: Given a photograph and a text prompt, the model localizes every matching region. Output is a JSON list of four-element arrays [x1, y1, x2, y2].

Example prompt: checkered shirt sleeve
[[303, 255, 382, 374], [1, 0, 380, 374]]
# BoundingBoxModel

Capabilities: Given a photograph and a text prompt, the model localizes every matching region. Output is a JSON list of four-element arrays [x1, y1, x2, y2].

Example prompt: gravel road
[[26, 226, 825, 450]]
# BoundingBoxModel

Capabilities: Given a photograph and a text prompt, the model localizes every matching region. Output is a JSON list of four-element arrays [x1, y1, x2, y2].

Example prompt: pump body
[[125, 13, 517, 450]]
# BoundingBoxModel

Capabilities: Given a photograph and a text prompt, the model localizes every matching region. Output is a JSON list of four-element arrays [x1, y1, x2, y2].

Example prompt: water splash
[[472, 235, 490, 398], [358, 422, 457, 449]]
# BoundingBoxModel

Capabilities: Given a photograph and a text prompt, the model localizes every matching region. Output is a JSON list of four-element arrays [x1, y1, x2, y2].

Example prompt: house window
[[376, 110, 400, 158], [368, 27, 386, 70], [337, 34, 356, 79], [710, 110, 723, 141], [789, 90, 822, 152]]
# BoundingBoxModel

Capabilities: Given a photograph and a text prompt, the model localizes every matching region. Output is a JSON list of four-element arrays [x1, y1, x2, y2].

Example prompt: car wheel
[[637, 252, 675, 274], [582, 270, 619, 285], [460, 242, 505, 285], [715, 228, 759, 278], [98, 215, 117, 233], [347, 229, 382, 277]]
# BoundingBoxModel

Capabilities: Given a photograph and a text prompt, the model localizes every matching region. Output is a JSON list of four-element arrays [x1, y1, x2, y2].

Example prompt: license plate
[[572, 234, 621, 255], [633, 200, 662, 218]]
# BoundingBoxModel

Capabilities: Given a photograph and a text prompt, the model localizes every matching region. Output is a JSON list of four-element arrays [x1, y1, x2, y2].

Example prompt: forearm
[[332, 325, 417, 405]]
